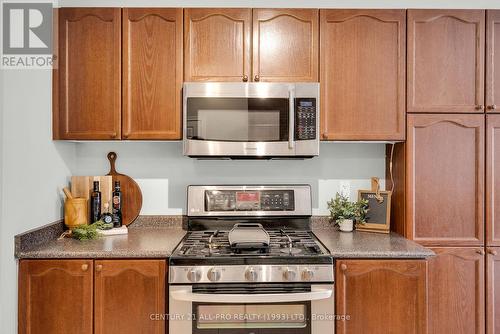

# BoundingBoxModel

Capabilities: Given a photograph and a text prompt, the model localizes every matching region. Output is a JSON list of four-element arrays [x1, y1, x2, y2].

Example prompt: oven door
[[169, 284, 334, 334], [183, 83, 294, 157]]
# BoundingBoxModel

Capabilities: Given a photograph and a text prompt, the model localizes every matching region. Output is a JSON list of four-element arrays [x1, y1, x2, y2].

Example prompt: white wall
[[73, 142, 387, 215], [59, 0, 500, 9], [0, 69, 76, 333]]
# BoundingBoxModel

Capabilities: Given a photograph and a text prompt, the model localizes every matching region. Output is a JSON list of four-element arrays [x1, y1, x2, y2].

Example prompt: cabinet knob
[[489, 249, 498, 256], [477, 249, 485, 255], [122, 133, 129, 139], [96, 264, 103, 272], [340, 263, 348, 272], [254, 75, 260, 82], [322, 133, 328, 140], [81, 264, 89, 272], [242, 75, 248, 82], [475, 105, 485, 111], [488, 104, 497, 111]]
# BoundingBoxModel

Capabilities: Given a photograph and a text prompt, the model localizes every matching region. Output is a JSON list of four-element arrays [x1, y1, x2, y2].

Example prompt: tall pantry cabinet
[[406, 9, 500, 334]]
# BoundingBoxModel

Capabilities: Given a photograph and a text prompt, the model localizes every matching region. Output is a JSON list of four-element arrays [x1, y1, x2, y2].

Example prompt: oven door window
[[193, 302, 310, 333], [186, 98, 289, 142]]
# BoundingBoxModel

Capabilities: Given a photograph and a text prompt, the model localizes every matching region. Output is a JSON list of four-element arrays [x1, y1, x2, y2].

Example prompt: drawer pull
[[96, 264, 103, 272], [489, 249, 498, 256], [477, 249, 485, 255], [81, 264, 89, 272], [242, 75, 248, 82], [340, 264, 348, 271], [475, 105, 485, 111]]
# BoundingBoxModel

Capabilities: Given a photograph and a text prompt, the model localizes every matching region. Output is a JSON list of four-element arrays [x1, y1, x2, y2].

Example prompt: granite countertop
[[15, 216, 433, 259], [312, 226, 434, 258]]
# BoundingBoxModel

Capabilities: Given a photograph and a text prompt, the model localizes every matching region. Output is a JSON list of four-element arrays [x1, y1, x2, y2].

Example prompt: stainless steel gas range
[[169, 185, 335, 334]]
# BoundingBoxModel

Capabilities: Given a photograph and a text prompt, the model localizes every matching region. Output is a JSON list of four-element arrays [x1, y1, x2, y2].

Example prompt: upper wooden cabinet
[[122, 8, 183, 140], [94, 260, 166, 334], [184, 8, 318, 82], [487, 11, 500, 112], [184, 9, 252, 82], [252, 9, 318, 82], [487, 115, 500, 246], [55, 8, 121, 140], [18, 260, 93, 334], [487, 247, 500, 334], [406, 114, 485, 246], [336, 259, 427, 334], [407, 10, 485, 113], [320, 10, 406, 141]]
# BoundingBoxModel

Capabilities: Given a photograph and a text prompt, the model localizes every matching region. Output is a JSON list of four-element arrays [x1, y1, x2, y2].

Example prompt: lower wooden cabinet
[[18, 259, 94, 334], [94, 260, 166, 334], [335, 259, 427, 334], [487, 247, 500, 334], [18, 259, 166, 334], [427, 248, 485, 334]]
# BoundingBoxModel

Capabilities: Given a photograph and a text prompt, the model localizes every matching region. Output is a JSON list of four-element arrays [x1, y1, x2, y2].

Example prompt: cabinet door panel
[[407, 114, 485, 246], [488, 115, 500, 246], [123, 8, 183, 140], [94, 260, 166, 334], [407, 10, 485, 113], [428, 248, 485, 334], [487, 11, 500, 112], [320, 10, 406, 140], [184, 9, 251, 82], [252, 9, 318, 82], [18, 260, 93, 334], [487, 247, 500, 334], [56, 8, 121, 139], [336, 260, 427, 334]]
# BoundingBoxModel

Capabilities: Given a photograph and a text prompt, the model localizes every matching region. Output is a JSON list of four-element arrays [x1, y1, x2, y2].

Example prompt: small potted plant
[[327, 193, 368, 232]]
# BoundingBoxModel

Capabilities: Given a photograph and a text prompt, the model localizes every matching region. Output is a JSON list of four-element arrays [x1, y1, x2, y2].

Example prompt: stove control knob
[[187, 268, 202, 282], [245, 267, 258, 282], [301, 268, 314, 281], [283, 268, 297, 281], [207, 268, 222, 282]]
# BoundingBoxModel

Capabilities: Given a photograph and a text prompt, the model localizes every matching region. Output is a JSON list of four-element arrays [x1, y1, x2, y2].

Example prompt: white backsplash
[[74, 142, 389, 216]]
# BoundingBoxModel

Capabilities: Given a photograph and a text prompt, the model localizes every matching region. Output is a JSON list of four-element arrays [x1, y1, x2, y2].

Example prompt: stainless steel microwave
[[183, 82, 320, 158]]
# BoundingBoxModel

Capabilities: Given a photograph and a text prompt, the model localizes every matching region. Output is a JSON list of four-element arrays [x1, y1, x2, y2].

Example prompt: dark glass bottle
[[90, 181, 101, 223], [112, 181, 122, 227]]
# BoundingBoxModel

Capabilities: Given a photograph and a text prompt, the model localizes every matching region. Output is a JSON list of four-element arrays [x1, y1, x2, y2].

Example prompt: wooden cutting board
[[106, 152, 142, 226], [71, 175, 113, 223]]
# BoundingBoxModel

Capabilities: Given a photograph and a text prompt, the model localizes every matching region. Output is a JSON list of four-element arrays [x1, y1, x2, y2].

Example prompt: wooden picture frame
[[357, 190, 392, 233]]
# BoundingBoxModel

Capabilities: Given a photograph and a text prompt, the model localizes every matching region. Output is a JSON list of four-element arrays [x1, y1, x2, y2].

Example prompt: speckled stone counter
[[15, 216, 432, 259], [312, 228, 433, 258], [15, 217, 186, 259]]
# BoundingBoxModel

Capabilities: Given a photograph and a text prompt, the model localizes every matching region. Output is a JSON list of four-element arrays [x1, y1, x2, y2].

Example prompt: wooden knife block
[[71, 176, 113, 223]]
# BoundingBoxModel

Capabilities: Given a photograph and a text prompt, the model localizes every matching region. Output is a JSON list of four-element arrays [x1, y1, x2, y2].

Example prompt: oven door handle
[[170, 287, 333, 303]]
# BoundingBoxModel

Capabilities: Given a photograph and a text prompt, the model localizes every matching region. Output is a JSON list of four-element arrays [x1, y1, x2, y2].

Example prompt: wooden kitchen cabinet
[[54, 8, 122, 140], [252, 9, 318, 82], [320, 10, 406, 140], [428, 248, 485, 334], [122, 8, 183, 140], [487, 247, 500, 334], [335, 259, 427, 334], [18, 259, 93, 334], [184, 9, 251, 82], [487, 11, 500, 112], [94, 260, 166, 334], [406, 114, 485, 246], [407, 10, 485, 113], [487, 115, 500, 246]]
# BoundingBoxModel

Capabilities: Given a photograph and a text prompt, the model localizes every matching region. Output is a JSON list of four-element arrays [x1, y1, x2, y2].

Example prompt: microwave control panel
[[295, 98, 317, 140]]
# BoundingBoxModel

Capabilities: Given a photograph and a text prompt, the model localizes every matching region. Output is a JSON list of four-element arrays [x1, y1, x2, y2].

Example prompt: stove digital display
[[205, 190, 295, 212]]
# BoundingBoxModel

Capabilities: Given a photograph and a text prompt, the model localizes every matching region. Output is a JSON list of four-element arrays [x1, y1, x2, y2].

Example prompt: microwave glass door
[[186, 98, 289, 142]]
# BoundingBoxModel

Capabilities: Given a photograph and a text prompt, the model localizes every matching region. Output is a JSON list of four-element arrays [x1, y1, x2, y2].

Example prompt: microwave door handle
[[288, 89, 295, 149], [170, 288, 333, 303]]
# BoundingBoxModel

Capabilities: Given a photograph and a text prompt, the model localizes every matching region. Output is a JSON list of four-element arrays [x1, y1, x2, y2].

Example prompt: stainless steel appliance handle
[[288, 88, 295, 149], [170, 287, 333, 303]]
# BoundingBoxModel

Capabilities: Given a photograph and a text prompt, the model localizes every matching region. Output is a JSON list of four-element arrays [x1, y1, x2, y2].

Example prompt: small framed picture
[[357, 190, 392, 233]]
